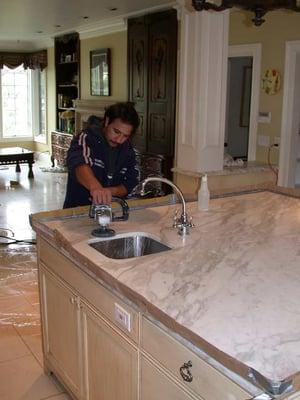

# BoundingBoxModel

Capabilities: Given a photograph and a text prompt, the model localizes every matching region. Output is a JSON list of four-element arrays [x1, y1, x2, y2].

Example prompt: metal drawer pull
[[180, 360, 193, 382]]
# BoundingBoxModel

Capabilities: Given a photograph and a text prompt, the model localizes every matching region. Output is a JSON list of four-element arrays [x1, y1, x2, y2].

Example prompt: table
[[0, 147, 34, 178]]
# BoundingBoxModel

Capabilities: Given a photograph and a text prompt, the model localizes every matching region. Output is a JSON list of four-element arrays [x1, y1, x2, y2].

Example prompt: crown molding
[[78, 17, 127, 40], [78, 1, 176, 39]]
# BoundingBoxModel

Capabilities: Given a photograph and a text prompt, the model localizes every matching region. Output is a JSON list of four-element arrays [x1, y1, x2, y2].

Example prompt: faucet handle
[[111, 197, 129, 221]]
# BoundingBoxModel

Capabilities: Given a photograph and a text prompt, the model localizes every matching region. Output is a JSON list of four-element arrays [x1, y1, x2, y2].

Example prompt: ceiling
[[0, 0, 174, 51]]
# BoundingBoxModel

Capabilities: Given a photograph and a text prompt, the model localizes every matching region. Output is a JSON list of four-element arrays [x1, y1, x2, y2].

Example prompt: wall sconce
[[192, 0, 300, 26]]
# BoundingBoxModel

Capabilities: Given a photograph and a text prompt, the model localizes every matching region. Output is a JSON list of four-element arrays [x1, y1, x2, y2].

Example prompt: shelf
[[58, 61, 78, 65], [54, 32, 80, 134], [58, 84, 77, 88]]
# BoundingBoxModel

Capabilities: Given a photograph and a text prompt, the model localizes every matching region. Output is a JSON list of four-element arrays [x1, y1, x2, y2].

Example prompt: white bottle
[[198, 174, 210, 211]]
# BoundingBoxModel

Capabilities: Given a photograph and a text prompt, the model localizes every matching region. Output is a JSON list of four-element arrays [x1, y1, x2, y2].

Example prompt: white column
[[176, 7, 229, 172]]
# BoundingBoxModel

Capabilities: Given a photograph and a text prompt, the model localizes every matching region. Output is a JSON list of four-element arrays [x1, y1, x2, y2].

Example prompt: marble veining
[[36, 191, 300, 386]]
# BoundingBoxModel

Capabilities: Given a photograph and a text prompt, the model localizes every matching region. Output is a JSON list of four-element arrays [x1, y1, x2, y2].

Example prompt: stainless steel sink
[[89, 233, 171, 259]]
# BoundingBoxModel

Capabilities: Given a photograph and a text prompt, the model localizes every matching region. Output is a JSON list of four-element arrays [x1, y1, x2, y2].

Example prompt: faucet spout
[[140, 177, 194, 236]]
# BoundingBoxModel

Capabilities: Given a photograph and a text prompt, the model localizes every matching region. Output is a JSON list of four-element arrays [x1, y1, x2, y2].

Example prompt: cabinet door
[[141, 356, 195, 400], [40, 266, 81, 396], [147, 10, 177, 157], [128, 16, 148, 153], [82, 305, 138, 400]]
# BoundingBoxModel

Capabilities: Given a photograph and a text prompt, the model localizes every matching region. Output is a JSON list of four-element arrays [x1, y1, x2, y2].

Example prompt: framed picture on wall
[[90, 48, 111, 96]]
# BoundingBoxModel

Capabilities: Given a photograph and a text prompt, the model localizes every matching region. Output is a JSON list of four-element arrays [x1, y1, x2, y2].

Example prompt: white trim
[[278, 40, 300, 187], [0, 137, 33, 142], [79, 2, 176, 39], [228, 43, 261, 161], [79, 17, 127, 39]]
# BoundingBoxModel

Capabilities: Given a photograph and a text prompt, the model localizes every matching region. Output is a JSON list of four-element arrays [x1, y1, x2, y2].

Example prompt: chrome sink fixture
[[89, 233, 171, 259], [140, 177, 194, 236], [89, 197, 129, 238]]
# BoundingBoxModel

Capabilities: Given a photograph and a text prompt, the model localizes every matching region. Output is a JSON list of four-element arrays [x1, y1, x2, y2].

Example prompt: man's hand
[[90, 187, 112, 205], [75, 164, 128, 205]]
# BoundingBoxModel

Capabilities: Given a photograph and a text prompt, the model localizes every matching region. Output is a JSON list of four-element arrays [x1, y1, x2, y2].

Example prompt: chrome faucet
[[89, 197, 129, 237], [140, 177, 194, 236]]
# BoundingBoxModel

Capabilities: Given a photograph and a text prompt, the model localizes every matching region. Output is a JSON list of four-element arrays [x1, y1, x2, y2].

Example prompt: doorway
[[225, 57, 253, 160], [227, 44, 262, 162]]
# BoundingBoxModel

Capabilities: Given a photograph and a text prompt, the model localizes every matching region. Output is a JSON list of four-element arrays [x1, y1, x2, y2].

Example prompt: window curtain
[[0, 50, 47, 70]]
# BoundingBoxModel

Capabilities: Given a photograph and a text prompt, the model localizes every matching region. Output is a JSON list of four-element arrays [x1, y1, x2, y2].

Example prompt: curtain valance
[[0, 50, 47, 70]]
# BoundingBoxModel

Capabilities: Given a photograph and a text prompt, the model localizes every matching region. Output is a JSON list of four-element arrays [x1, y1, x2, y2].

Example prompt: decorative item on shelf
[[261, 69, 281, 95], [191, 0, 300, 26], [60, 110, 75, 133], [90, 48, 111, 96]]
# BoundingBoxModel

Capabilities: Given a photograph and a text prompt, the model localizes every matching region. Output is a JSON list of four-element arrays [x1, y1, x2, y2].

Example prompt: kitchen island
[[31, 188, 300, 400]]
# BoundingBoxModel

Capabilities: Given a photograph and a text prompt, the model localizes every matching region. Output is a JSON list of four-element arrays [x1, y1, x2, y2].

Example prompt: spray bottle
[[198, 174, 210, 211]]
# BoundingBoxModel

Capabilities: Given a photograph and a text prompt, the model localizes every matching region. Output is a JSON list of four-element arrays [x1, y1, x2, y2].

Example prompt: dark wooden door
[[147, 11, 177, 157], [128, 16, 148, 153], [128, 10, 177, 180]]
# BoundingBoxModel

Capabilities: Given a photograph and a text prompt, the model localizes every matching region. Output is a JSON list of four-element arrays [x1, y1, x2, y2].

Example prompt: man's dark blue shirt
[[63, 126, 138, 208]]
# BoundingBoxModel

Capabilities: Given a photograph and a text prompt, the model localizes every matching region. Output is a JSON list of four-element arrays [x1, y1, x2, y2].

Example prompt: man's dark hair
[[104, 102, 140, 134], [86, 115, 102, 129]]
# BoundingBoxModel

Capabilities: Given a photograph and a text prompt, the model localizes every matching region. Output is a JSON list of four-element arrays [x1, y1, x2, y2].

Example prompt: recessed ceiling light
[[108, 7, 118, 11], [54, 24, 61, 28], [36, 30, 43, 34], [82, 16, 89, 19]]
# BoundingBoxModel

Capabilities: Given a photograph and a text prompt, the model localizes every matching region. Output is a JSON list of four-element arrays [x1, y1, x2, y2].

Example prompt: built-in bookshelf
[[54, 32, 80, 134], [51, 32, 80, 167]]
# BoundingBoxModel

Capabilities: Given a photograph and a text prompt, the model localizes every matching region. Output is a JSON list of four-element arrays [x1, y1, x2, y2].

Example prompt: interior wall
[[80, 31, 128, 101], [36, 31, 128, 153], [229, 10, 300, 164]]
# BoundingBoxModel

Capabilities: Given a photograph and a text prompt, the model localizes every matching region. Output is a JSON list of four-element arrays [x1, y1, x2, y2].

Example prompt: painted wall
[[39, 30, 128, 153], [80, 31, 128, 101], [229, 10, 300, 164]]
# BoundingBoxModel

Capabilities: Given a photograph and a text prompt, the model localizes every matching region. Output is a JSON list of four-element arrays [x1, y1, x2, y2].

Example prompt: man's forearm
[[110, 184, 128, 198], [75, 164, 103, 191], [75, 164, 128, 204]]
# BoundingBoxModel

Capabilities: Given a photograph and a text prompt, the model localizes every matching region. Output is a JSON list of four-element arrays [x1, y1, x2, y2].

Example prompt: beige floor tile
[[0, 354, 64, 400], [0, 283, 22, 298], [0, 293, 39, 326], [16, 279, 40, 306], [43, 393, 72, 400], [21, 332, 43, 366], [0, 324, 30, 362]]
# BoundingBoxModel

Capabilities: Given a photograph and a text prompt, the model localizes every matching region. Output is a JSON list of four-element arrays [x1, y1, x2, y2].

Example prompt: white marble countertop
[[33, 191, 300, 392]]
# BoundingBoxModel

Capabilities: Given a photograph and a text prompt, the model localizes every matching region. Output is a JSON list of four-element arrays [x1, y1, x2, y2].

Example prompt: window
[[0, 65, 47, 142]]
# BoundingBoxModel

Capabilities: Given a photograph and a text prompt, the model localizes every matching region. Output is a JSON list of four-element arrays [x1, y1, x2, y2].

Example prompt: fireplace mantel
[[74, 99, 121, 132]]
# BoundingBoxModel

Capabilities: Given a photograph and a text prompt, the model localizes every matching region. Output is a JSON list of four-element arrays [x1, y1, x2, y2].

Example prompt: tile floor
[[0, 153, 71, 400]]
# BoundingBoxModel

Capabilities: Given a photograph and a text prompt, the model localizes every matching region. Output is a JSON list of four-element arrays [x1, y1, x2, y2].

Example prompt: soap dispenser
[[198, 174, 210, 211]]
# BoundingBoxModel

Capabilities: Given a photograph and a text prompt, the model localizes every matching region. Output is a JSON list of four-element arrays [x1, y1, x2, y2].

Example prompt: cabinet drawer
[[38, 238, 139, 343], [141, 317, 249, 400]]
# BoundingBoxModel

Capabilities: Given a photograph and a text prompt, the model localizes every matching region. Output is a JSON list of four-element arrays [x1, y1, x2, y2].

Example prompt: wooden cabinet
[[39, 266, 82, 397], [128, 10, 177, 182], [82, 305, 138, 400], [51, 32, 79, 168], [55, 32, 80, 134], [50, 131, 73, 167], [141, 317, 249, 400], [38, 238, 290, 400], [141, 356, 195, 400], [38, 239, 138, 400]]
